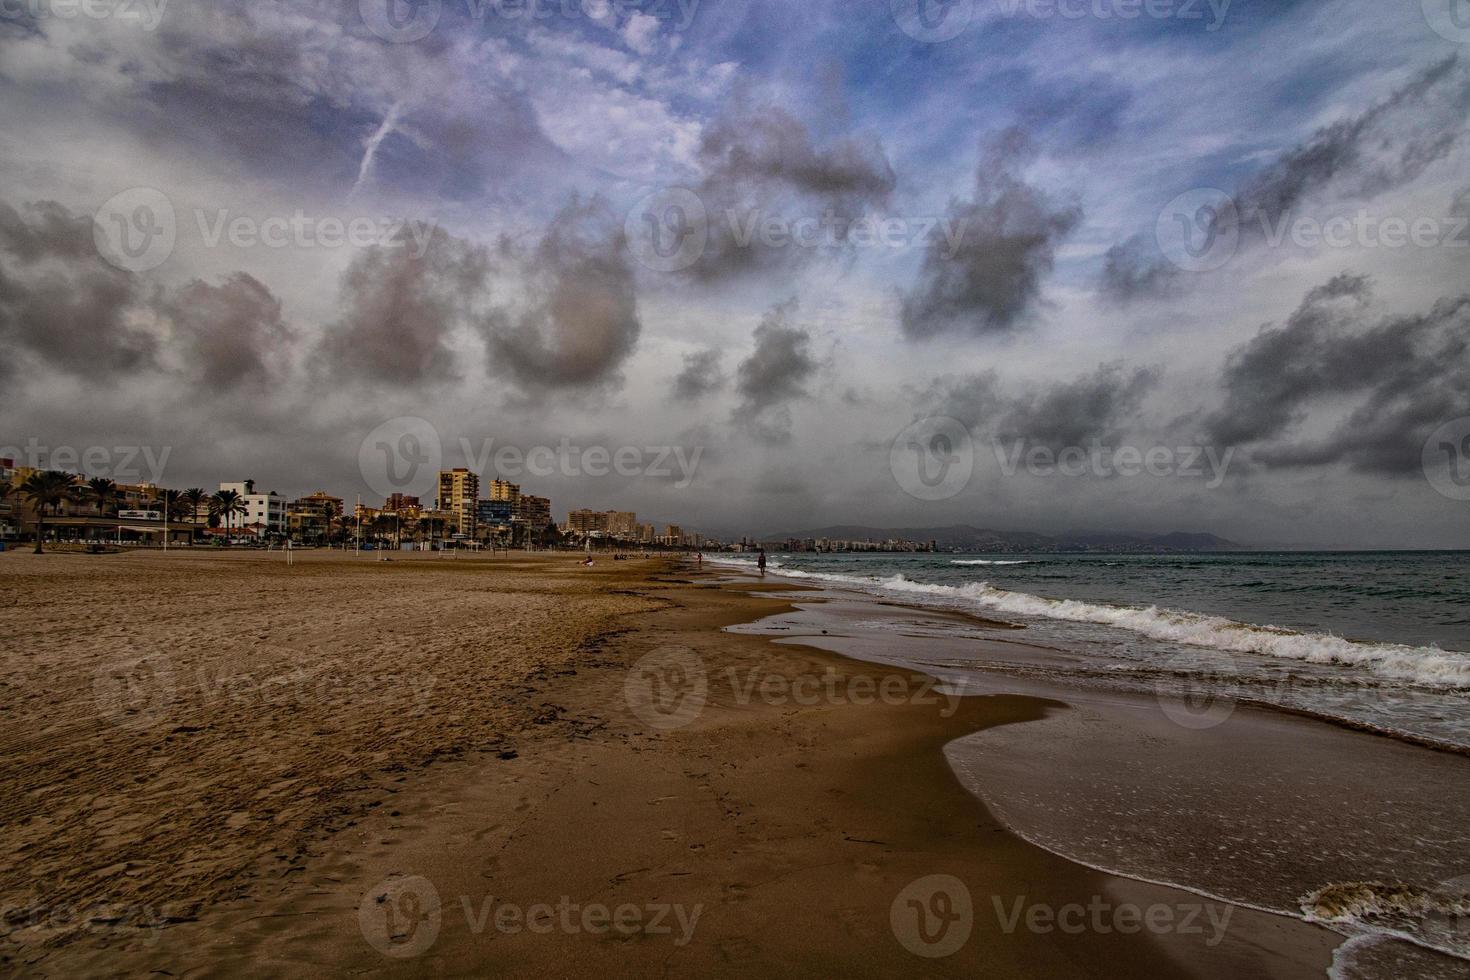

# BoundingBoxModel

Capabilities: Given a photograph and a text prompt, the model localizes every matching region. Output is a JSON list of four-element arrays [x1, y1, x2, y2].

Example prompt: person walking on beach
[[757, 549, 766, 575]]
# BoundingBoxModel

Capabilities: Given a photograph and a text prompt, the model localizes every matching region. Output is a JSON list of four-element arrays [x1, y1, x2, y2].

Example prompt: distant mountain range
[[759, 524, 1243, 553]]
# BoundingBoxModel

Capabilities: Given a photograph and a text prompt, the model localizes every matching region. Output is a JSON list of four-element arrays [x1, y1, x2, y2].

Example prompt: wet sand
[[1, 550, 1343, 976]]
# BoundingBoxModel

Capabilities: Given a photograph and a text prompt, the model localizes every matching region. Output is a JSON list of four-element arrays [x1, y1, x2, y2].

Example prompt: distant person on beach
[[757, 549, 766, 575]]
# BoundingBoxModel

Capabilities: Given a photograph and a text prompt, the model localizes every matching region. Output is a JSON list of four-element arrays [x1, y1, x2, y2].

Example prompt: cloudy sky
[[2, 0, 1468, 546]]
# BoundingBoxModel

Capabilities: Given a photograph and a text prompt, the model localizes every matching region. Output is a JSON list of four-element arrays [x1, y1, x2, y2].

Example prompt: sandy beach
[[0, 549, 1449, 976]]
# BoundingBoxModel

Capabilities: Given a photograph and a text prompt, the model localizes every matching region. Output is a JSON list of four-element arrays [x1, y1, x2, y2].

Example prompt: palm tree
[[181, 488, 207, 540], [320, 499, 340, 546], [21, 470, 76, 554], [85, 477, 119, 517], [212, 489, 244, 539]]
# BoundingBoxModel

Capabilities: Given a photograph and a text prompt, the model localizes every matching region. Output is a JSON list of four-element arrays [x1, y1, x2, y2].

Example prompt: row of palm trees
[[0, 473, 562, 554], [0, 471, 258, 553]]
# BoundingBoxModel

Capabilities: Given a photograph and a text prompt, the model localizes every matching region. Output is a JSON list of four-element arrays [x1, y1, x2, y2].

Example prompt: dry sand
[[0, 549, 1342, 977]]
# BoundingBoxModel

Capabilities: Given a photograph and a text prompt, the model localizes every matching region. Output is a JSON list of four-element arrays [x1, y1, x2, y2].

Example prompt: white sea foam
[[950, 559, 1034, 565], [703, 557, 1470, 689]]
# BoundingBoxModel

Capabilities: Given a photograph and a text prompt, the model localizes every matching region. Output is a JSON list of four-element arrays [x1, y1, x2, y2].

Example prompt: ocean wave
[[704, 557, 1470, 689], [1303, 881, 1470, 962], [951, 559, 1035, 566]]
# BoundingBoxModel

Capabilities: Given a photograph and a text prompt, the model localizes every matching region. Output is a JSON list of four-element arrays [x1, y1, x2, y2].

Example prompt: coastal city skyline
[[2, 2, 1468, 549]]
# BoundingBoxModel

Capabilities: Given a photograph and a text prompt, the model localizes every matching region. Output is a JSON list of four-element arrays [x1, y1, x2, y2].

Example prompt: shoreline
[[719, 564, 1470, 976], [0, 549, 1400, 976], [707, 553, 1470, 757]]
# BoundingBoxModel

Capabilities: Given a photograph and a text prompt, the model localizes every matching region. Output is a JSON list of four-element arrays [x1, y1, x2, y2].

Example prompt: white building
[[220, 480, 286, 535]]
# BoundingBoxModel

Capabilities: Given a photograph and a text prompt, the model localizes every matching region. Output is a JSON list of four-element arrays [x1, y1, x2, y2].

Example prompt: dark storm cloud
[[1105, 57, 1470, 304], [314, 227, 489, 387], [915, 364, 1157, 449], [1098, 233, 1180, 304], [732, 302, 817, 444], [0, 200, 157, 378], [672, 348, 726, 401], [997, 363, 1160, 451], [907, 371, 1001, 430], [160, 273, 293, 391], [1205, 274, 1470, 475], [1233, 56, 1468, 228], [687, 103, 896, 282], [482, 197, 641, 392], [900, 128, 1082, 339]]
